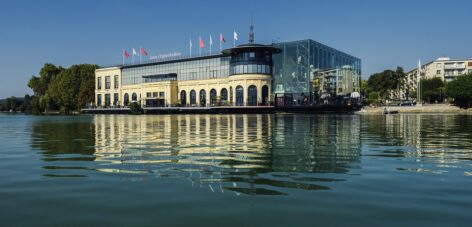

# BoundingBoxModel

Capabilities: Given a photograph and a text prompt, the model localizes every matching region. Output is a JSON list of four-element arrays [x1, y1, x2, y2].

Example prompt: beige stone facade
[[95, 67, 272, 107]]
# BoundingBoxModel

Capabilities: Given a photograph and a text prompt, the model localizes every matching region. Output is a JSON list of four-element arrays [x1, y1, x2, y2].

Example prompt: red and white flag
[[199, 37, 205, 48], [140, 47, 148, 56], [124, 50, 130, 59], [220, 33, 225, 43]]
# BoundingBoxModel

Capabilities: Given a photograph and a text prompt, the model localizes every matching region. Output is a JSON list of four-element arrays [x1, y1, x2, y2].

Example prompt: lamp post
[[416, 59, 422, 106]]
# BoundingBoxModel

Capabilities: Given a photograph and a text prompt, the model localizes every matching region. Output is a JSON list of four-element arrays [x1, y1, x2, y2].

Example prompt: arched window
[[210, 89, 217, 106], [248, 85, 257, 106], [220, 88, 228, 103], [262, 85, 269, 105], [180, 90, 187, 106], [190, 90, 196, 105], [199, 89, 206, 106], [236, 85, 244, 106], [124, 93, 129, 106], [132, 93, 137, 102]]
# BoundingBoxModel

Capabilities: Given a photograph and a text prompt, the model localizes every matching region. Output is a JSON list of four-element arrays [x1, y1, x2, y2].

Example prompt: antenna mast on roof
[[249, 17, 254, 44]]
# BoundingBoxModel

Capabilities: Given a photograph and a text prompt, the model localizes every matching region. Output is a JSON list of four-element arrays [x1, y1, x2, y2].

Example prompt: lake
[[1, 113, 471, 226]]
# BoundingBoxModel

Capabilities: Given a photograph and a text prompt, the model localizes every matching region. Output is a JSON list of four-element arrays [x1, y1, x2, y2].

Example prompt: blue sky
[[1, 0, 471, 98]]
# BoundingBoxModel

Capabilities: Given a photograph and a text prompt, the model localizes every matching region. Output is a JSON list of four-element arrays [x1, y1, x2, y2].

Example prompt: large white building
[[390, 57, 472, 100]]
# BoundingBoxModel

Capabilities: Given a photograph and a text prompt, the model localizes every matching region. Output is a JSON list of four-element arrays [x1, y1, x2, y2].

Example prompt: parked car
[[399, 100, 415, 106]]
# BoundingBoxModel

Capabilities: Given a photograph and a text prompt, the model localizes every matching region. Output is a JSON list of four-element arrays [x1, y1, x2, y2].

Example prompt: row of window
[[230, 64, 271, 75], [97, 75, 119, 90], [180, 85, 269, 106], [122, 57, 231, 85], [96, 93, 119, 106], [146, 92, 165, 98]]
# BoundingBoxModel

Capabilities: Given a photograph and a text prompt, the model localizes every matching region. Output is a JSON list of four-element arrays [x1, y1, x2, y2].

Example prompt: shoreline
[[357, 104, 471, 114]]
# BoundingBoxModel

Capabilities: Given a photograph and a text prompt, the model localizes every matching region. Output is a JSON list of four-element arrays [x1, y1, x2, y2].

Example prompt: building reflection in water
[[361, 114, 472, 174], [30, 114, 472, 194], [92, 114, 362, 195]]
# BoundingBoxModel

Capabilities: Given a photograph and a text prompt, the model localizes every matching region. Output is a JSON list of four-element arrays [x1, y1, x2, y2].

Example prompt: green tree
[[367, 67, 404, 99], [129, 102, 143, 114], [446, 73, 472, 108], [421, 77, 445, 103], [26, 63, 97, 114]]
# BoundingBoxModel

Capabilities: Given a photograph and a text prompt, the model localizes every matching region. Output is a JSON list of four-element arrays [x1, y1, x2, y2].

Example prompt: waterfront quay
[[82, 104, 361, 114]]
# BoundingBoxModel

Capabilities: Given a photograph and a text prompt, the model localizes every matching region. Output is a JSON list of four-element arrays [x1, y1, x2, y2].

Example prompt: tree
[[446, 73, 472, 108], [26, 63, 97, 114], [421, 77, 445, 103], [129, 102, 143, 114], [367, 67, 404, 99]]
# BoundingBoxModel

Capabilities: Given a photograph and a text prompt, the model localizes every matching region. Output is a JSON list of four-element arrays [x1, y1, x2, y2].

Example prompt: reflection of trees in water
[[30, 117, 96, 159], [30, 117, 96, 177], [361, 114, 472, 163]]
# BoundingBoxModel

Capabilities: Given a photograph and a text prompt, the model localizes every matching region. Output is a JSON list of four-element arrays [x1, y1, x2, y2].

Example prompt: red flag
[[199, 37, 205, 48], [140, 47, 148, 56], [220, 33, 225, 43], [124, 50, 130, 59]]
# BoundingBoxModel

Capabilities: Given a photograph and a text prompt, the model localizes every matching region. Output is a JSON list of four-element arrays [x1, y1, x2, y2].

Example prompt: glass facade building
[[122, 56, 230, 85], [96, 38, 361, 108], [272, 39, 361, 95]]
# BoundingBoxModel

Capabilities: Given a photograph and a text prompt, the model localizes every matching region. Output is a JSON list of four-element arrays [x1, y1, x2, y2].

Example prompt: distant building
[[313, 66, 361, 104], [389, 57, 472, 100]]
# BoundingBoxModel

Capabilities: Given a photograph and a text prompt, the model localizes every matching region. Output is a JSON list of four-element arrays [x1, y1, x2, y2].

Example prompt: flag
[[199, 37, 205, 48], [189, 39, 192, 48], [132, 48, 138, 56], [220, 33, 225, 43], [124, 50, 130, 59], [210, 34, 213, 46], [233, 30, 238, 40], [140, 47, 148, 56]]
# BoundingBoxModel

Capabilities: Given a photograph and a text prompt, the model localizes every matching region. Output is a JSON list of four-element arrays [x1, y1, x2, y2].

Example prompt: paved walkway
[[357, 104, 470, 114]]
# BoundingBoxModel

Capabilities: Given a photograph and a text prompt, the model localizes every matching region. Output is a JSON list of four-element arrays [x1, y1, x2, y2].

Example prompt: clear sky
[[1, 0, 471, 98]]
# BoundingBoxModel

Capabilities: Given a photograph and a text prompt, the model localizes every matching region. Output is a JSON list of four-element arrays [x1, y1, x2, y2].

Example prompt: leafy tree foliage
[[420, 77, 445, 103], [365, 67, 405, 99], [129, 102, 143, 114], [27, 63, 97, 114], [446, 73, 472, 108]]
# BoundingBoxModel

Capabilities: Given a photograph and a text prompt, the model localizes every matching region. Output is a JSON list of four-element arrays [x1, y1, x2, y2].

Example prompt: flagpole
[[139, 46, 142, 63], [122, 49, 124, 65]]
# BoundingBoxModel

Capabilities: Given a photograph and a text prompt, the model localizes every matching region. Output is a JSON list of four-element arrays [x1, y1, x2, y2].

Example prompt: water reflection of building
[[363, 114, 472, 168], [93, 114, 362, 195]]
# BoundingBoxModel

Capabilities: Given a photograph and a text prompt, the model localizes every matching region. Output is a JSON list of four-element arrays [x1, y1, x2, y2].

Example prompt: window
[[97, 77, 102, 89], [436, 70, 441, 75], [105, 94, 111, 106], [124, 93, 129, 106], [105, 76, 111, 89], [114, 75, 119, 89], [113, 93, 119, 105], [97, 94, 102, 106], [190, 90, 196, 105], [159, 92, 165, 98], [147, 92, 152, 98], [249, 52, 255, 58], [153, 92, 158, 98], [220, 88, 228, 102]]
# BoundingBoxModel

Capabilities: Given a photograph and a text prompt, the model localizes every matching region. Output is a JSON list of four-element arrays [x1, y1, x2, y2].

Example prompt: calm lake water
[[1, 113, 472, 226]]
